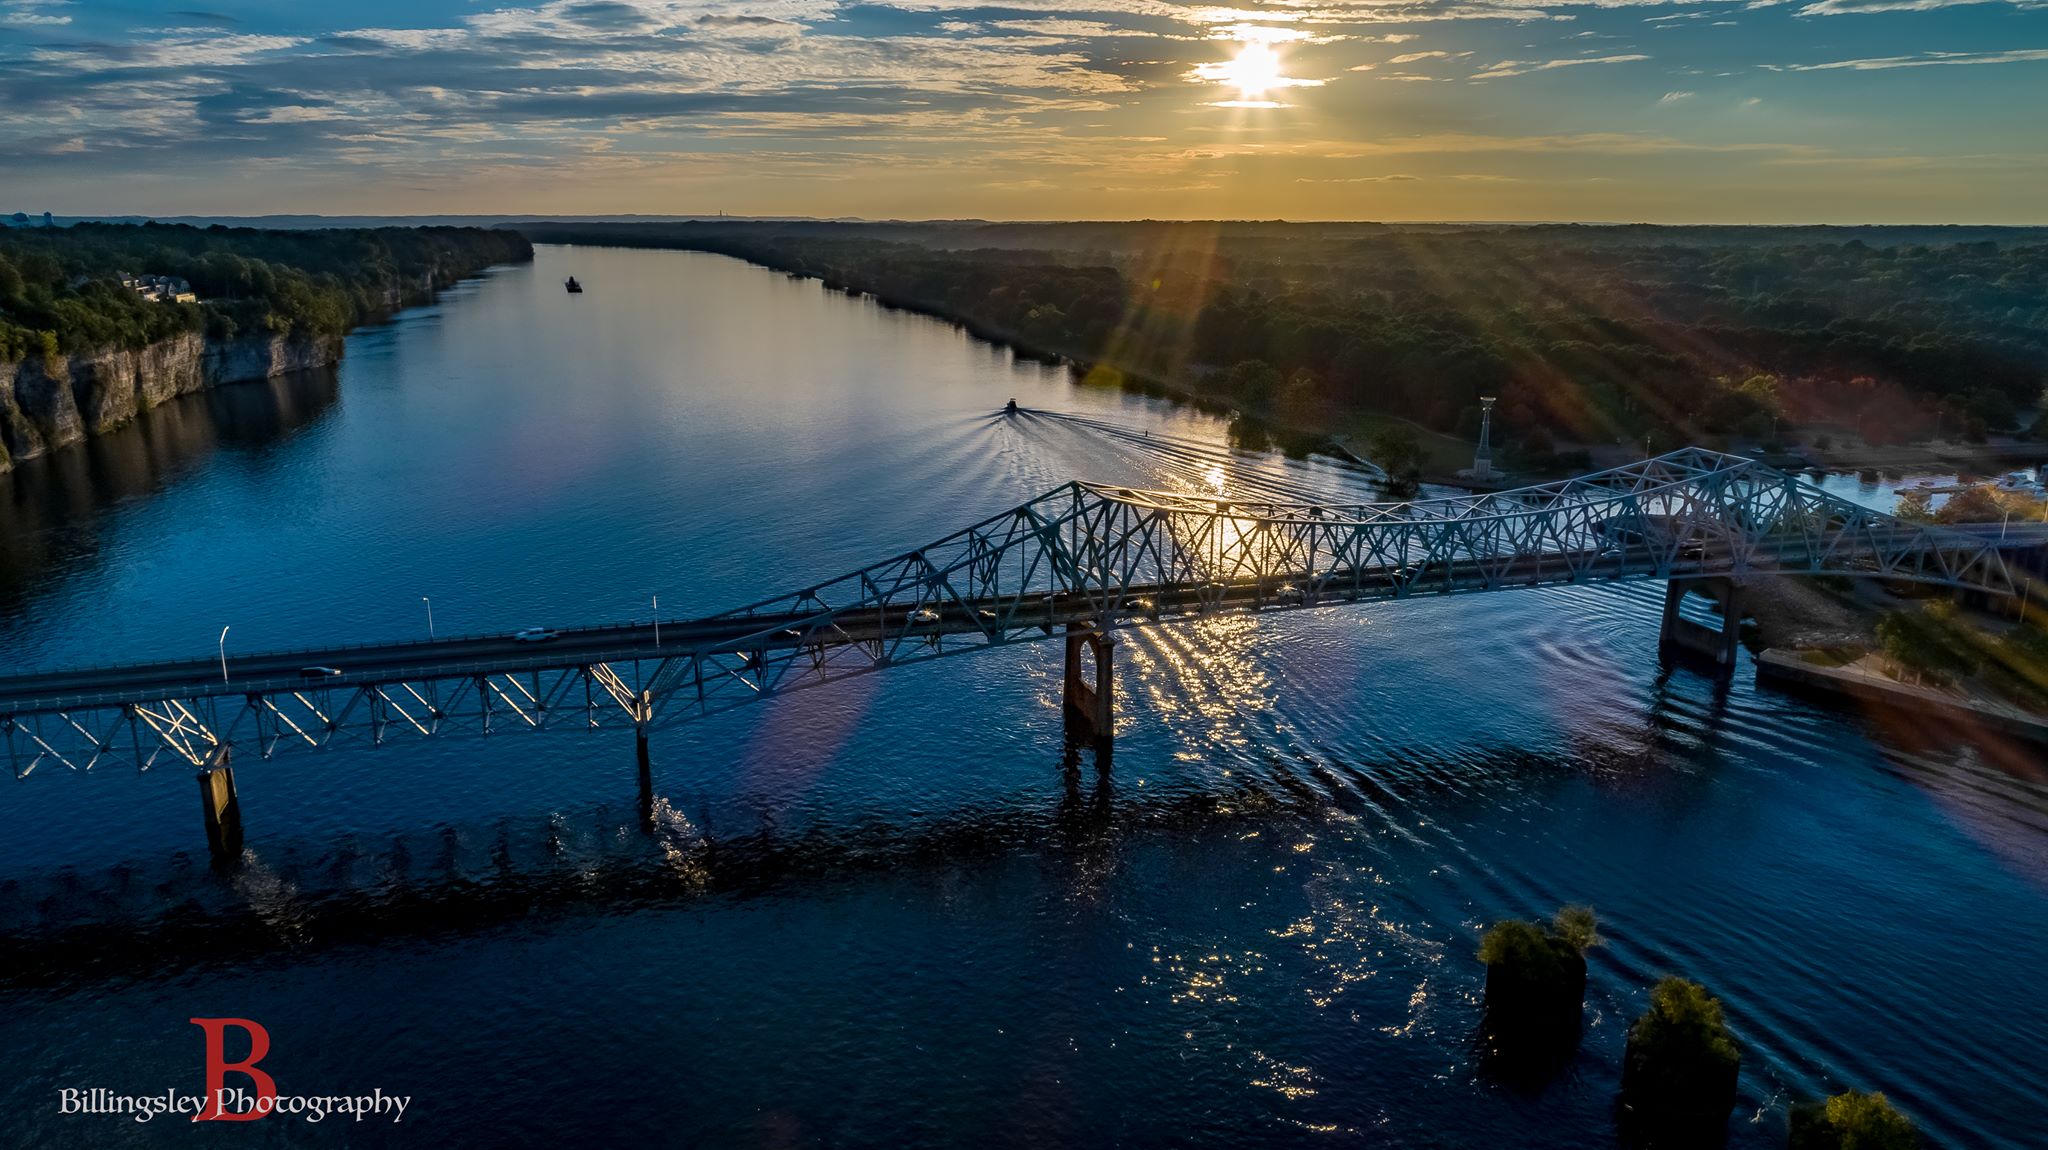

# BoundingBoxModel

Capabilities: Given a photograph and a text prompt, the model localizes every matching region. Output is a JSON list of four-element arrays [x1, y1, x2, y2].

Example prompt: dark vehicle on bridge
[[298, 666, 343, 678]]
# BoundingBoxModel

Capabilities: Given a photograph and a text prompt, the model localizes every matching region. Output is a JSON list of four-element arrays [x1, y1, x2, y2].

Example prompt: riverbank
[[0, 331, 336, 471], [1755, 649, 2048, 746], [1793, 438, 2047, 477], [1739, 570, 2048, 749], [0, 223, 533, 473]]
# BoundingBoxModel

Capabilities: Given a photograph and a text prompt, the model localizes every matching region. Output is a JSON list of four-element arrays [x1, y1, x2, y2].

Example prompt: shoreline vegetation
[[0, 223, 533, 472], [513, 220, 2047, 486], [516, 221, 2048, 738]]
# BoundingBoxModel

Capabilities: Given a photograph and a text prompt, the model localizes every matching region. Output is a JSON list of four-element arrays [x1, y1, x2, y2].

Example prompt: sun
[[1187, 37, 1322, 107], [1224, 42, 1285, 99]]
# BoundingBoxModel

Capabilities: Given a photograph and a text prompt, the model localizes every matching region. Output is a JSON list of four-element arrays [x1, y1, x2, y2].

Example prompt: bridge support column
[[1064, 624, 1116, 758], [196, 746, 243, 863], [1659, 578, 1743, 681], [635, 691, 654, 827]]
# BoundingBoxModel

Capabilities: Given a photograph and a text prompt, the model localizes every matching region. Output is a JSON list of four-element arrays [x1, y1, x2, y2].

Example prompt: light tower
[[1473, 396, 1497, 481]]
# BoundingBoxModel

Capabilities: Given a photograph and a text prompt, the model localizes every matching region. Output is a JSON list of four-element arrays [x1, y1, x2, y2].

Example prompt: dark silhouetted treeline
[[519, 220, 2048, 457], [0, 223, 533, 360]]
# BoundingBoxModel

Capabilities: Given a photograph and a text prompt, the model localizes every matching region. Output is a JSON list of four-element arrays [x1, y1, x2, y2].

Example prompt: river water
[[0, 245, 2041, 1147]]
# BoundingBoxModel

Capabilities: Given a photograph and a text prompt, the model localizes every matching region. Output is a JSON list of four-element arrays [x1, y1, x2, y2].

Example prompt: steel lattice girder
[[0, 450, 2019, 773]]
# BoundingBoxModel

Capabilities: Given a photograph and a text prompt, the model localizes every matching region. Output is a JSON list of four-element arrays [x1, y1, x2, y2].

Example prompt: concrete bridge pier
[[1659, 578, 1744, 681], [634, 690, 654, 827], [196, 745, 243, 863], [1063, 623, 1116, 762]]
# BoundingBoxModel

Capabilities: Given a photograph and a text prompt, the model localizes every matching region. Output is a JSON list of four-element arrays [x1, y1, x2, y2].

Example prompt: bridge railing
[[0, 450, 2022, 775]]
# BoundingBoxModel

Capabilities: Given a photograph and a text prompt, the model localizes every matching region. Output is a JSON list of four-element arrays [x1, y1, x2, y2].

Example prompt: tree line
[[0, 223, 533, 361], [519, 221, 2048, 465]]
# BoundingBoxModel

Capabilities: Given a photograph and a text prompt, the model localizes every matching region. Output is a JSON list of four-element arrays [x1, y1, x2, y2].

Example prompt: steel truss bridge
[[0, 448, 2024, 779]]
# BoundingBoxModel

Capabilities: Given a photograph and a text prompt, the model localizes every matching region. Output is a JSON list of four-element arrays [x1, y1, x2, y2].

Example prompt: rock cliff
[[0, 332, 340, 472]]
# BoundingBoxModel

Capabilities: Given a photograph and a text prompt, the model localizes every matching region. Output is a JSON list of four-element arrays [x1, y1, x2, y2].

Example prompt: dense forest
[[0, 223, 533, 361], [521, 221, 2048, 469]]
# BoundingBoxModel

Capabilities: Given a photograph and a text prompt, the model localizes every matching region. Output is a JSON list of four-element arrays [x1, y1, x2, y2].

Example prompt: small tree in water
[[1789, 1090, 1918, 1150], [1619, 977, 1742, 1145], [1552, 904, 1599, 951], [1478, 905, 1600, 1063]]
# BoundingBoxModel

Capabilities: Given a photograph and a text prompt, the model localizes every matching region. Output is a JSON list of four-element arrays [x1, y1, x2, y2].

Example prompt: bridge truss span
[[0, 449, 2019, 776]]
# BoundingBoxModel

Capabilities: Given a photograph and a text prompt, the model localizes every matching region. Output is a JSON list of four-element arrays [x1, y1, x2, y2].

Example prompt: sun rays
[[1190, 38, 1324, 108]]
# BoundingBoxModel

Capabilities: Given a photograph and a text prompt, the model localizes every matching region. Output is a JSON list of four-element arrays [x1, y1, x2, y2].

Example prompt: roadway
[[0, 532, 2002, 717]]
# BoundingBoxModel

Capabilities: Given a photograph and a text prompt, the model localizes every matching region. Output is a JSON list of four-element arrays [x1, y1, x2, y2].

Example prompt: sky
[[1, 0, 2045, 222]]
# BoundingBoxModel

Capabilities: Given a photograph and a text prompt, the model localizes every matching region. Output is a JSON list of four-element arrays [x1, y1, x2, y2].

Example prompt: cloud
[[3, 0, 2038, 215], [1474, 53, 1651, 78], [1786, 47, 2048, 69], [0, 0, 1145, 185], [3, 0, 70, 27], [1296, 173, 1419, 181], [1795, 0, 2040, 12], [986, 17, 1164, 38], [558, 1, 659, 29]]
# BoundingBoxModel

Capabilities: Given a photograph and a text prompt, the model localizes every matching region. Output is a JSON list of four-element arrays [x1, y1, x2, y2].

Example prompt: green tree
[[1789, 1090, 1918, 1150], [1619, 977, 1742, 1138], [1876, 605, 1975, 687], [1221, 359, 1281, 406], [1893, 490, 1934, 522], [1367, 424, 1423, 479], [1551, 904, 1599, 951], [0, 223, 530, 362], [1478, 906, 1600, 1056]]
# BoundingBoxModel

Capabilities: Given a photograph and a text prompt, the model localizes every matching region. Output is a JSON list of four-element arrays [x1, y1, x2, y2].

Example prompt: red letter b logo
[[190, 1017, 277, 1121]]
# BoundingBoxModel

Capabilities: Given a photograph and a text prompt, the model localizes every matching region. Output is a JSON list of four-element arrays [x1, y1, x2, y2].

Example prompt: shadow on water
[[0, 750, 1274, 993], [0, 714, 1668, 999], [0, 368, 339, 616]]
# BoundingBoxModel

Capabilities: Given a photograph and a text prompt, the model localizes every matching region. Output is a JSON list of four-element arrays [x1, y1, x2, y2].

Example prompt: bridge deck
[[0, 449, 2028, 772], [0, 538, 2007, 717]]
